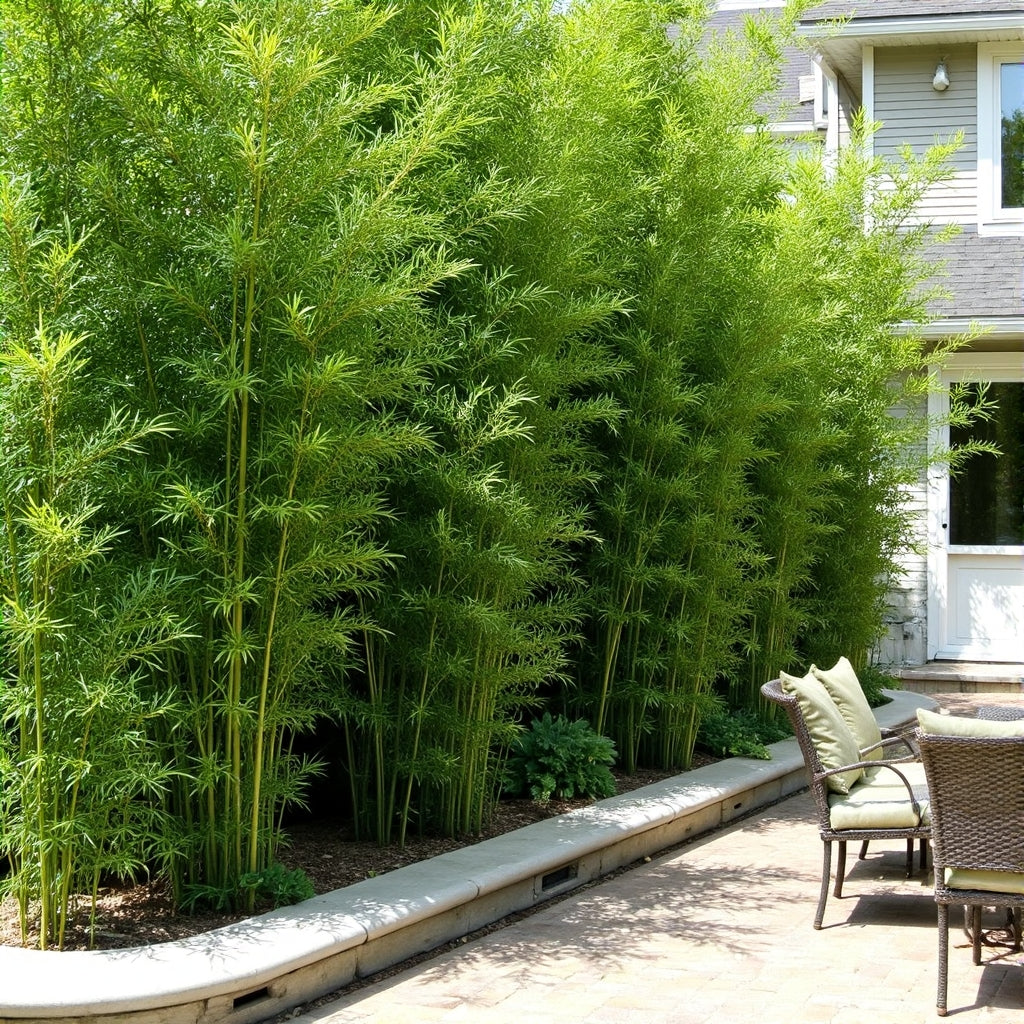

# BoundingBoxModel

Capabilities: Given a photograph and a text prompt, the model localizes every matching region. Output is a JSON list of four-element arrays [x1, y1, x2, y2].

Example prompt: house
[[796, 0, 1023, 676], [713, 1, 1024, 678]]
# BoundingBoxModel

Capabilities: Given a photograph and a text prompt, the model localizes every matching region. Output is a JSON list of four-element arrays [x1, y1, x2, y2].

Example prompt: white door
[[928, 353, 1024, 662]]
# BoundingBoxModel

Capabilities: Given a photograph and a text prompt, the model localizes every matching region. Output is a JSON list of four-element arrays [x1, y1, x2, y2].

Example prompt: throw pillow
[[780, 669, 863, 793], [812, 657, 883, 759], [917, 706, 1024, 738]]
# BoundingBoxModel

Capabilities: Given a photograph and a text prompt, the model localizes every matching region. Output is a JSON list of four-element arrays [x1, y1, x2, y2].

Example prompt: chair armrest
[[883, 724, 921, 752], [865, 731, 919, 759]]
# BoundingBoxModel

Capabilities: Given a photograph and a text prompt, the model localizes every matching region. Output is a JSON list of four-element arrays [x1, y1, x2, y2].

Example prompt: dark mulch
[[0, 763, 705, 952]]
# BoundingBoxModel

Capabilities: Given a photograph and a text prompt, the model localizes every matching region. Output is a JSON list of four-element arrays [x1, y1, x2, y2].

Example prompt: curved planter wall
[[0, 690, 932, 1024]]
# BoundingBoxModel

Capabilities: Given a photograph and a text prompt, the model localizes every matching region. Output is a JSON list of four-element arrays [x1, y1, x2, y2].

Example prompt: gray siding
[[874, 44, 977, 222], [837, 76, 855, 148]]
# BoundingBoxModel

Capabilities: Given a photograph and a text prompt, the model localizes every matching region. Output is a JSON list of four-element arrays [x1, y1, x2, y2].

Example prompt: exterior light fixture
[[932, 61, 950, 91]]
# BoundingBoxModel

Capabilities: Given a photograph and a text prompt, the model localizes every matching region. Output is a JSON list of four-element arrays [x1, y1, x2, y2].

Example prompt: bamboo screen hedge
[[0, 0, 970, 946]]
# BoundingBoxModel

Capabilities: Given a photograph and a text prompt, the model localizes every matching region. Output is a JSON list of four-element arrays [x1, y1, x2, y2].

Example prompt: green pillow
[[917, 706, 1024, 738], [781, 669, 864, 793], [812, 657, 883, 759]]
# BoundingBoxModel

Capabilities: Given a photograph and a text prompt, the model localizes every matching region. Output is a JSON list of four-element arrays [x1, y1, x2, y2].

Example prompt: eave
[[798, 11, 1024, 98], [911, 315, 1024, 340]]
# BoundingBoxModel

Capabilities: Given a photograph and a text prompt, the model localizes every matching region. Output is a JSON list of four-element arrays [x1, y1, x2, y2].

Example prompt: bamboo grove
[[0, 0, 970, 946]]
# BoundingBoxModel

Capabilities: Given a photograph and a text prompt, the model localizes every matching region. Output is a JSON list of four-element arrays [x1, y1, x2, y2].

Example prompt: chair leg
[[834, 839, 847, 898], [920, 837, 928, 872], [937, 903, 949, 1017], [905, 838, 914, 877], [858, 840, 869, 860], [815, 841, 832, 930], [972, 905, 982, 966]]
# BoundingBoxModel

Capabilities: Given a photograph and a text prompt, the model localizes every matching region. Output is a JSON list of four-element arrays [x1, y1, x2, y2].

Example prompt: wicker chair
[[975, 704, 1024, 722], [762, 678, 929, 929], [917, 731, 1024, 1017]]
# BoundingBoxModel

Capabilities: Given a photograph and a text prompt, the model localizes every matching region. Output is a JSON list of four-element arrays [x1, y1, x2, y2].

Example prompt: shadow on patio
[[283, 790, 1024, 1024]]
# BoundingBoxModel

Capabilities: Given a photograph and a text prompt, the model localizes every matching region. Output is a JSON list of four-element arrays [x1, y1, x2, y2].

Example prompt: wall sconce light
[[932, 60, 950, 91]]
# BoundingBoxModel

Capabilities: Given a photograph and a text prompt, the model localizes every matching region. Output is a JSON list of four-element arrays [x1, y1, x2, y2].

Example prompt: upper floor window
[[999, 63, 1024, 208], [978, 44, 1024, 234]]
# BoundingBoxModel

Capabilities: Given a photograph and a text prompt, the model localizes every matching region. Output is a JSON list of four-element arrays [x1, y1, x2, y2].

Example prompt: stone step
[[896, 661, 1024, 695]]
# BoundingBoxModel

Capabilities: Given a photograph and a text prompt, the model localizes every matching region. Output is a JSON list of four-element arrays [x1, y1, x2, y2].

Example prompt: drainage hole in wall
[[541, 863, 578, 891], [233, 987, 271, 1010]]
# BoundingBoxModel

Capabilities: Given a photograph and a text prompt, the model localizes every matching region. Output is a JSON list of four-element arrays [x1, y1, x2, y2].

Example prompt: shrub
[[859, 666, 899, 708], [239, 864, 315, 908], [697, 708, 791, 761], [503, 714, 617, 803], [181, 863, 314, 914]]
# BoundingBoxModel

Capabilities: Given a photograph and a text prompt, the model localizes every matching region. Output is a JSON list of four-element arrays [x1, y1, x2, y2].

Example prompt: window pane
[[949, 382, 1024, 545], [1001, 63, 1024, 208]]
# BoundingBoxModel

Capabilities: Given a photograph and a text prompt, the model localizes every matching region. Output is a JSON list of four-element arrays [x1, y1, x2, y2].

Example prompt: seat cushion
[[812, 657, 883, 760], [781, 669, 863, 794], [917, 706, 1024, 738], [944, 868, 1024, 896], [828, 760, 930, 830]]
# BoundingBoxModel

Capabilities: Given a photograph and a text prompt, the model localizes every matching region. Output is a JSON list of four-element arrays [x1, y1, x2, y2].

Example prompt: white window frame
[[977, 42, 1024, 235]]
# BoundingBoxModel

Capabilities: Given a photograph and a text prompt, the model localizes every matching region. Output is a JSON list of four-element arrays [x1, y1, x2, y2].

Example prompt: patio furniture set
[[762, 659, 1024, 1017]]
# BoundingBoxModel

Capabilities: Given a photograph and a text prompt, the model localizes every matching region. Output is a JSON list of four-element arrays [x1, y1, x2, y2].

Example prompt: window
[[999, 64, 1024, 208], [949, 382, 1024, 545], [978, 44, 1024, 233]]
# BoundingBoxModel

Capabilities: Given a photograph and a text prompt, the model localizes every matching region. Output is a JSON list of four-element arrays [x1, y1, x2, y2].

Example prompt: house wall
[[836, 75, 854, 150], [874, 480, 930, 669], [873, 44, 977, 224], [871, 393, 930, 670]]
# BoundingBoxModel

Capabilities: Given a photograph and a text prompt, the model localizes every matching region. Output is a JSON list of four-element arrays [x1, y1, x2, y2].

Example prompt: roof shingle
[[802, 0, 1024, 24], [923, 229, 1024, 318]]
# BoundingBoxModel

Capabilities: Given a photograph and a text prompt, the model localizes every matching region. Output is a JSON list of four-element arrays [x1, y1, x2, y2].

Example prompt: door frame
[[926, 351, 1024, 661]]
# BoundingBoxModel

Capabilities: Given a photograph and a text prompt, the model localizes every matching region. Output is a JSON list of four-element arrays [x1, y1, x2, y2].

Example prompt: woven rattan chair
[[975, 704, 1024, 722], [917, 731, 1024, 1016], [762, 678, 929, 929]]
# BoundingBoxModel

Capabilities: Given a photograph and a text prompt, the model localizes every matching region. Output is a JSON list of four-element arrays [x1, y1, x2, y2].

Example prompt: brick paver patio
[[286, 783, 1024, 1023]]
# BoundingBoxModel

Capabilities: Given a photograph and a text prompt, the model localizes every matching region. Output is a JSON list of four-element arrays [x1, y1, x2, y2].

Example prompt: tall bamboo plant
[[744, 118, 969, 684], [578, 2, 795, 770], [0, 175, 185, 949], [104, 1, 482, 898], [344, 2, 621, 845], [5, 0, 482, 898]]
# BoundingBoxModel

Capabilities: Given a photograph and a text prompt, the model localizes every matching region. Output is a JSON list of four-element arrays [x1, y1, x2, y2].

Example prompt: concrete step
[[896, 661, 1024, 695]]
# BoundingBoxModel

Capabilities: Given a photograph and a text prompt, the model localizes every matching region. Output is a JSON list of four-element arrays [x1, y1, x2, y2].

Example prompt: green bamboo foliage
[[345, 4, 622, 845], [580, 4, 792, 770], [109, 2, 476, 896], [0, 0, 989, 935], [0, 177, 184, 948], [744, 117, 966, 684], [0, 0, 480, 898]]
